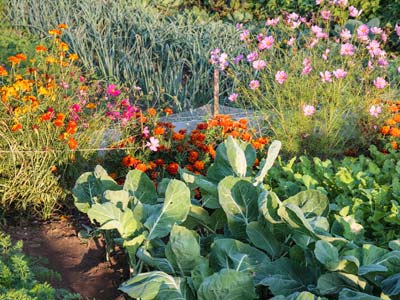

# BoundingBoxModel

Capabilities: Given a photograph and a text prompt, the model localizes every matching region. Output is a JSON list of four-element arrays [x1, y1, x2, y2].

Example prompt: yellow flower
[[45, 56, 56, 64], [69, 53, 78, 61], [38, 86, 49, 96]]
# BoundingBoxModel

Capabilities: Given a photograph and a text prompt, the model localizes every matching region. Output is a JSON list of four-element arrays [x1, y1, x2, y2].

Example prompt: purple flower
[[333, 68, 347, 79], [249, 80, 260, 90], [340, 43, 355, 56], [373, 77, 388, 89], [258, 36, 275, 50], [247, 51, 259, 62], [146, 136, 159, 152], [275, 71, 288, 84], [233, 54, 244, 64], [369, 105, 382, 117], [210, 48, 220, 64], [320, 71, 332, 83], [228, 93, 238, 102], [252, 60, 267, 70], [107, 84, 121, 97], [303, 105, 316, 116]]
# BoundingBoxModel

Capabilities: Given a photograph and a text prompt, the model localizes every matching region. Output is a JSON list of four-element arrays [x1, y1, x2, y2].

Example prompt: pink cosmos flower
[[235, 23, 243, 30], [240, 30, 250, 41], [228, 93, 238, 102], [357, 24, 369, 40], [146, 137, 159, 151], [333, 68, 347, 79], [373, 77, 388, 89], [369, 105, 382, 117], [303, 105, 316, 116], [249, 80, 260, 90], [381, 32, 387, 42], [320, 71, 332, 83], [107, 84, 121, 97], [395, 24, 400, 37], [321, 10, 331, 20], [316, 0, 323, 5], [266, 17, 280, 26], [252, 60, 267, 70], [378, 59, 388, 68], [302, 65, 312, 75], [143, 126, 150, 137], [287, 37, 296, 46], [275, 71, 288, 84], [59, 81, 69, 89], [247, 51, 259, 62], [340, 43, 355, 56], [367, 40, 381, 57], [349, 6, 362, 17], [340, 28, 352, 41], [398, 66, 400, 73], [335, 0, 348, 7], [322, 49, 330, 61], [370, 27, 382, 34], [258, 36, 275, 50]]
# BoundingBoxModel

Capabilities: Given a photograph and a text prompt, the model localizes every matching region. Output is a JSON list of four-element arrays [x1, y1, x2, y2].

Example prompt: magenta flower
[[252, 60, 267, 70], [333, 68, 347, 79], [398, 66, 400, 73], [340, 43, 355, 56], [228, 93, 238, 102], [320, 71, 332, 83], [303, 105, 316, 116], [233, 54, 244, 64], [321, 10, 331, 20], [70, 103, 81, 113], [107, 84, 121, 97], [258, 36, 275, 50], [275, 71, 288, 84], [146, 137, 159, 152], [247, 51, 259, 62], [249, 80, 260, 90], [369, 105, 382, 117], [373, 77, 388, 89]]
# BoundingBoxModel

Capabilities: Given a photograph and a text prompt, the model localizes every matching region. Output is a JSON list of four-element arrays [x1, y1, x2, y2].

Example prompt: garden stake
[[213, 68, 219, 117]]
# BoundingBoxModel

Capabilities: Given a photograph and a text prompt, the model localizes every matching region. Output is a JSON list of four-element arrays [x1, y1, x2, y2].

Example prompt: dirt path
[[6, 218, 128, 300]]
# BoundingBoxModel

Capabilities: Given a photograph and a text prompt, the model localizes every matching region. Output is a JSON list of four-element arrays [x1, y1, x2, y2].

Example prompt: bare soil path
[[6, 216, 128, 300]]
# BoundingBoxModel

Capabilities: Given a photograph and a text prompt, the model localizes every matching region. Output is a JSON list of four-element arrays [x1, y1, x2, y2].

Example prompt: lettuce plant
[[73, 137, 400, 299]]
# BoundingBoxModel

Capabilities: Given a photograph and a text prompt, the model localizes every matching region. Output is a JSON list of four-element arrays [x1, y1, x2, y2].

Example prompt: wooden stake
[[213, 68, 219, 117]]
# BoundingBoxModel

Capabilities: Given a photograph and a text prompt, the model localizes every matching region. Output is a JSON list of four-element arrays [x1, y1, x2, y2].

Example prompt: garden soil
[[6, 216, 128, 300]]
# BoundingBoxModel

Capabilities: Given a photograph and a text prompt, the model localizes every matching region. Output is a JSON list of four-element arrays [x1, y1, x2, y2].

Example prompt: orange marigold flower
[[15, 53, 27, 61], [257, 137, 268, 145], [50, 165, 58, 172], [68, 137, 78, 150], [147, 108, 157, 116], [391, 141, 398, 150], [35, 45, 47, 52], [230, 130, 240, 138], [122, 155, 136, 167], [147, 161, 157, 170], [387, 119, 396, 126], [0, 65, 8, 76], [48, 29, 62, 35], [53, 118, 64, 127], [185, 165, 195, 172], [381, 126, 390, 135], [66, 120, 77, 134], [59, 42, 69, 52], [154, 126, 165, 135], [69, 53, 78, 61], [197, 122, 208, 130], [390, 127, 400, 137], [188, 150, 199, 163], [252, 141, 262, 149], [58, 24, 69, 29], [11, 123, 22, 132], [253, 158, 260, 167], [155, 158, 165, 166], [135, 163, 147, 172], [173, 132, 185, 141], [164, 107, 173, 115], [166, 162, 179, 175], [393, 114, 400, 123], [150, 171, 159, 180], [193, 160, 205, 171], [208, 119, 219, 127], [389, 104, 399, 113], [206, 144, 216, 159], [241, 132, 251, 142], [85, 103, 97, 109], [8, 56, 21, 65]]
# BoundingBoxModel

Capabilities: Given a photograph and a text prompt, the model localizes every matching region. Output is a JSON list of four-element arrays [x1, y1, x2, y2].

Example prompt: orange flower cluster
[[119, 113, 269, 184], [380, 101, 400, 150]]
